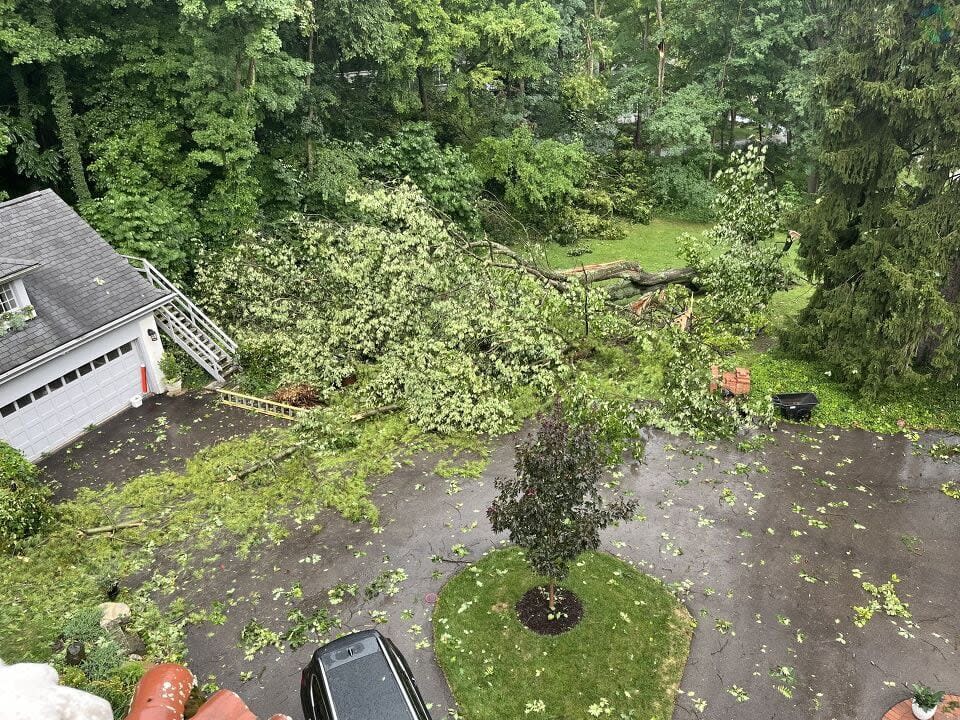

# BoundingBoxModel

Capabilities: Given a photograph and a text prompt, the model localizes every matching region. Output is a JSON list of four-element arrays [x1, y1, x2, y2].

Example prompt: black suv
[[300, 630, 432, 720]]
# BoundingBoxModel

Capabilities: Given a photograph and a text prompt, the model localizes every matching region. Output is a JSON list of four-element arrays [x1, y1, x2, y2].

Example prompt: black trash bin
[[772, 392, 819, 421]]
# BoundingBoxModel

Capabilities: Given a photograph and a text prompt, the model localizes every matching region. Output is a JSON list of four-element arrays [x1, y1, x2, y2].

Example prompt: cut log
[[81, 521, 145, 536]]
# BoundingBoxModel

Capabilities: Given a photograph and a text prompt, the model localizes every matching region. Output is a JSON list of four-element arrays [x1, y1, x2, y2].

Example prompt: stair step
[[126, 255, 237, 382]]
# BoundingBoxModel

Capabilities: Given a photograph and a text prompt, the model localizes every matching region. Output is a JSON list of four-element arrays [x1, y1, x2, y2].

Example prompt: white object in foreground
[[0, 660, 112, 720]]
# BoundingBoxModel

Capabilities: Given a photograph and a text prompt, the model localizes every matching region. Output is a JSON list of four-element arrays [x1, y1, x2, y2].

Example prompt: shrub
[[473, 125, 588, 230], [606, 150, 654, 223], [358, 122, 482, 232], [647, 158, 715, 217], [549, 206, 624, 245], [61, 606, 107, 645], [158, 351, 181, 383], [0, 442, 52, 553]]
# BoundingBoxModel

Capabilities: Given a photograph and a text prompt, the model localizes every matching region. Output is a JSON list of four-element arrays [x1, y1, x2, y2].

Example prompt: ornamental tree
[[487, 400, 637, 610]]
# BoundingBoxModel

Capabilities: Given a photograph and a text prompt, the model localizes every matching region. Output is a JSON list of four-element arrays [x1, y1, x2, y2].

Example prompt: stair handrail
[[154, 305, 224, 379], [123, 255, 237, 354]]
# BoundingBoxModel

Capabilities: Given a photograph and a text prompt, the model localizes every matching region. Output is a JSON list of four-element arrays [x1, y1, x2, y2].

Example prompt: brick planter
[[882, 695, 960, 720]]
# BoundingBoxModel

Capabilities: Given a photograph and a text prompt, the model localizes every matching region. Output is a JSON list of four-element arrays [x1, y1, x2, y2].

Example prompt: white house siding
[[0, 313, 165, 460]]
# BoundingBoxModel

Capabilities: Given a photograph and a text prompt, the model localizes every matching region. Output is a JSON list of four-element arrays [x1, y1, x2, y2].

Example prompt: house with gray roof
[[0, 189, 236, 460]]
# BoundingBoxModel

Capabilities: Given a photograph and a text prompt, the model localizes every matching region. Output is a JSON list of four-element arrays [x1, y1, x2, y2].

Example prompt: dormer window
[[0, 283, 19, 312], [0, 260, 39, 337]]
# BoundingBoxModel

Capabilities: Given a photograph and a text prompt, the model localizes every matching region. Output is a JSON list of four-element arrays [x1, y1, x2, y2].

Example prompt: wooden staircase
[[125, 256, 238, 382]]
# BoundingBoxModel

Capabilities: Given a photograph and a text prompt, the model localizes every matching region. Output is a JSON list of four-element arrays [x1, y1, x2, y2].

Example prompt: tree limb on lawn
[[466, 239, 697, 300], [81, 521, 145, 536]]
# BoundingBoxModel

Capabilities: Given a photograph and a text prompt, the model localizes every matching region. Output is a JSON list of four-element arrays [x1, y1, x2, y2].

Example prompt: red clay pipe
[[124, 663, 195, 720]]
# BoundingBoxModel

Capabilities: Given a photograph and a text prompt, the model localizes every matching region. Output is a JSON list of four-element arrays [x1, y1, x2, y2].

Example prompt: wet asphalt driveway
[[43, 406, 960, 720]]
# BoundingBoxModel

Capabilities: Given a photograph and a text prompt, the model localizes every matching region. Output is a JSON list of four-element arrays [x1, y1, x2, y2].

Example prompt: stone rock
[[97, 601, 131, 630], [116, 631, 147, 658]]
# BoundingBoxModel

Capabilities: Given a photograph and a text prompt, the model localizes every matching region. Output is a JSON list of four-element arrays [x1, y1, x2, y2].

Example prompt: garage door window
[[0, 341, 136, 418]]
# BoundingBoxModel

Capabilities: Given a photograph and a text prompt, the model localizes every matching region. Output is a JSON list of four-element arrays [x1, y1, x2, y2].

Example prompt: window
[[0, 404, 15, 417], [63, 370, 78, 384], [106, 349, 119, 361], [78, 364, 93, 376], [0, 284, 17, 312]]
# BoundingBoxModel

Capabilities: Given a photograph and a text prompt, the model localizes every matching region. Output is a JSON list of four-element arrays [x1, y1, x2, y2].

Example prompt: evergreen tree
[[787, 1, 960, 390]]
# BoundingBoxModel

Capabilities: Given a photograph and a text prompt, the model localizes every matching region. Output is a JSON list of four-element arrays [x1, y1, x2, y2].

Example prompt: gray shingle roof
[[0, 257, 41, 282], [0, 189, 169, 376]]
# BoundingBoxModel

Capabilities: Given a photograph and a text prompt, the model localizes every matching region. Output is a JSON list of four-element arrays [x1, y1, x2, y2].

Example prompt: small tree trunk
[[548, 581, 556, 611], [655, 0, 665, 105]]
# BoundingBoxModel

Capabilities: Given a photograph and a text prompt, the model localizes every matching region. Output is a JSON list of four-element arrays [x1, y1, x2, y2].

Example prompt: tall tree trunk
[[416, 67, 429, 113], [45, 61, 90, 203], [306, 29, 315, 174], [708, 129, 716, 178], [729, 108, 736, 152], [633, 102, 642, 149], [655, 0, 666, 106], [585, 29, 593, 76], [10, 67, 33, 123]]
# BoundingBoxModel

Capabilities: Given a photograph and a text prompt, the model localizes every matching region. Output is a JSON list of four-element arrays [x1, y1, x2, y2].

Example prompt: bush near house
[[0, 441, 52, 553]]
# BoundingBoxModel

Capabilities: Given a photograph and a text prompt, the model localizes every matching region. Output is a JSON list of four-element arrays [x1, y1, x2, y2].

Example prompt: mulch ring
[[516, 585, 584, 635]]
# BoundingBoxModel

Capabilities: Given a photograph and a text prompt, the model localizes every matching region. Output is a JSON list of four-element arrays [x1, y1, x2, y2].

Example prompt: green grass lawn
[[534, 216, 709, 271], [433, 548, 694, 720], [741, 349, 960, 433]]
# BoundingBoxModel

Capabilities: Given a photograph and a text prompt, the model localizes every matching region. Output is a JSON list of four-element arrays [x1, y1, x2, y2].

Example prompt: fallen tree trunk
[[467, 239, 697, 301]]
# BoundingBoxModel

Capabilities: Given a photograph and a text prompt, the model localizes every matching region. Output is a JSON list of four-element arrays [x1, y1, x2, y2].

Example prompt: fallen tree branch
[[466, 239, 697, 301], [349, 403, 401, 422], [81, 521, 145, 536], [233, 441, 308, 481], [230, 404, 403, 482]]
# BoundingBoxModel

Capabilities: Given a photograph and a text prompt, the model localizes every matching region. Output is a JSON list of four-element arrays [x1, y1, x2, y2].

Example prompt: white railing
[[124, 256, 237, 381]]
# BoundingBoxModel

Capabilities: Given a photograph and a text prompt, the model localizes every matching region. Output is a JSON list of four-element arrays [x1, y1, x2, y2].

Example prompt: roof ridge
[[0, 188, 55, 212]]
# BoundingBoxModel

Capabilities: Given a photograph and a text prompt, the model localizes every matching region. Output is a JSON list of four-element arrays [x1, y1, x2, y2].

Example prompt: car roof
[[313, 631, 416, 720]]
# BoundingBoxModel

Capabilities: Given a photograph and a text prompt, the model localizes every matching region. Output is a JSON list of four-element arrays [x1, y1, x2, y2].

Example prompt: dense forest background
[[0, 0, 820, 258], [0, 0, 957, 397]]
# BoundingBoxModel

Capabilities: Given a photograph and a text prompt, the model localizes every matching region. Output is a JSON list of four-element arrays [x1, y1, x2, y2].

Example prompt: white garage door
[[0, 340, 144, 460]]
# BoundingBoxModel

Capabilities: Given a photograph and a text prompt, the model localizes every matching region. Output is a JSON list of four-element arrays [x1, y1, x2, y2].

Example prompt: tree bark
[[655, 0, 666, 105], [306, 29, 316, 174], [416, 67, 429, 113], [548, 581, 556, 611], [467, 240, 697, 300], [45, 61, 91, 203]]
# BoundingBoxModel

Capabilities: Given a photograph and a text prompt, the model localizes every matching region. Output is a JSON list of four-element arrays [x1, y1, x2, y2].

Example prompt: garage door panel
[[0, 340, 145, 460]]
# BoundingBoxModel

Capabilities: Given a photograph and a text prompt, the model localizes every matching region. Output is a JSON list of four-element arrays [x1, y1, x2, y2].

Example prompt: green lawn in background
[[433, 548, 694, 720], [535, 216, 709, 271]]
